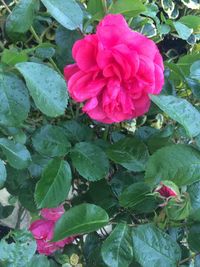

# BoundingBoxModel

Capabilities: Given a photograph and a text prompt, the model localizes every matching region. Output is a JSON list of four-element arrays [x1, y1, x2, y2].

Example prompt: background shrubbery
[[0, 0, 200, 266]]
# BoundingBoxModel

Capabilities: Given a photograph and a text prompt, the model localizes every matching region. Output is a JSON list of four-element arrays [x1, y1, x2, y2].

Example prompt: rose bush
[[64, 14, 164, 123], [0, 0, 200, 266]]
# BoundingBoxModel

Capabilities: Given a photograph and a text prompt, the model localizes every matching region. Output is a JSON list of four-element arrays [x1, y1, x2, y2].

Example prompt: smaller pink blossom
[[40, 205, 65, 222], [29, 218, 74, 255]]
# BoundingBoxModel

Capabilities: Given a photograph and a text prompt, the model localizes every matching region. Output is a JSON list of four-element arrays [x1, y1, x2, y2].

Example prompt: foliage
[[0, 0, 200, 266]]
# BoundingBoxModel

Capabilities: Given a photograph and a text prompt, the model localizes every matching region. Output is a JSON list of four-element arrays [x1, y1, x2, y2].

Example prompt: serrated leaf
[[109, 0, 146, 16], [107, 137, 149, 172], [132, 224, 181, 267], [16, 62, 68, 117], [1, 49, 28, 66], [119, 182, 151, 208], [151, 95, 200, 137], [53, 203, 109, 241], [28, 255, 50, 267], [101, 223, 133, 267], [0, 138, 31, 169], [41, 0, 83, 30], [145, 144, 200, 187], [35, 159, 72, 208], [6, 0, 37, 39], [173, 21, 193, 40], [70, 142, 109, 181], [0, 73, 30, 126], [60, 120, 93, 143], [188, 224, 200, 252], [32, 125, 71, 157], [190, 61, 200, 80]]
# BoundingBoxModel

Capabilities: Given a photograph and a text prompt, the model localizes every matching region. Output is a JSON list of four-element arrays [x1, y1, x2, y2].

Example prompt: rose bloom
[[29, 219, 74, 255], [29, 206, 74, 255], [40, 205, 65, 222], [64, 14, 164, 123]]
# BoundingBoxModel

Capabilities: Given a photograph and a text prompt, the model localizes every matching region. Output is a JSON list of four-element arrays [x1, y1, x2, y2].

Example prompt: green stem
[[29, 26, 62, 76], [178, 252, 200, 265], [49, 58, 63, 76], [103, 125, 109, 141], [101, 0, 107, 14], [30, 26, 41, 43]]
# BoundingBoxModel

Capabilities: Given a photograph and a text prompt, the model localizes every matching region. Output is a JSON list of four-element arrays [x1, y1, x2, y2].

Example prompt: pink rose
[[29, 219, 74, 255], [40, 205, 65, 221], [64, 14, 164, 123]]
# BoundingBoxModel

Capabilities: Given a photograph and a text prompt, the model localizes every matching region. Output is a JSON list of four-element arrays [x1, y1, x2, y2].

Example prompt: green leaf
[[145, 144, 200, 187], [132, 224, 181, 267], [119, 182, 150, 208], [188, 181, 200, 221], [101, 223, 133, 267], [28, 255, 50, 267], [16, 62, 68, 117], [107, 137, 149, 172], [179, 15, 200, 33], [84, 233, 107, 267], [0, 160, 6, 188], [1, 49, 28, 66], [35, 159, 72, 208], [55, 26, 81, 69], [32, 125, 71, 157], [28, 154, 49, 178], [0, 230, 37, 267], [41, 0, 83, 30], [0, 138, 31, 169], [70, 142, 109, 181], [5, 166, 29, 195], [190, 61, 200, 80], [0, 73, 30, 126], [60, 120, 93, 143], [53, 203, 109, 241], [86, 180, 116, 211], [173, 21, 193, 40], [177, 53, 200, 76], [188, 224, 200, 252], [6, 0, 37, 39], [110, 170, 142, 197], [151, 95, 200, 137], [19, 179, 37, 212], [87, 0, 105, 20], [109, 0, 146, 16]]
